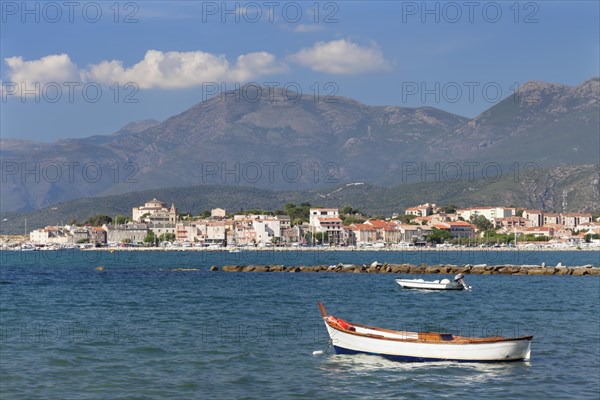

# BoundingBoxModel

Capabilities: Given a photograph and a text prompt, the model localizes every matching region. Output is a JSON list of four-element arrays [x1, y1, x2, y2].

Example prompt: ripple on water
[[0, 252, 598, 399]]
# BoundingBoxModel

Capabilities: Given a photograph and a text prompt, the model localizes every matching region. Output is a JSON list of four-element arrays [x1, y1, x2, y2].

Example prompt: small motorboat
[[318, 302, 532, 362], [395, 273, 471, 290]]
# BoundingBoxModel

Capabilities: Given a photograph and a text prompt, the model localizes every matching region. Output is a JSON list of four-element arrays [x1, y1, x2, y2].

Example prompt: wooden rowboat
[[318, 302, 532, 362]]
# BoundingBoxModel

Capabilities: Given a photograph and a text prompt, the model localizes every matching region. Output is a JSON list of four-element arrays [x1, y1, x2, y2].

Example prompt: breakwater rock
[[218, 263, 599, 276]]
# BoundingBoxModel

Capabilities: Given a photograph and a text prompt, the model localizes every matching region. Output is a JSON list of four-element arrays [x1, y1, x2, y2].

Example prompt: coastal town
[[8, 198, 600, 251]]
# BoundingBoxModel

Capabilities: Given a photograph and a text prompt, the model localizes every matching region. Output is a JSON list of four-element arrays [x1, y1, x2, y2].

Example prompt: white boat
[[395, 273, 471, 290], [318, 302, 532, 362]]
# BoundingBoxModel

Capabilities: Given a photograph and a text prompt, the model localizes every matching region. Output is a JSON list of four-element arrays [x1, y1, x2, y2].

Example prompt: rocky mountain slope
[[1, 78, 598, 212]]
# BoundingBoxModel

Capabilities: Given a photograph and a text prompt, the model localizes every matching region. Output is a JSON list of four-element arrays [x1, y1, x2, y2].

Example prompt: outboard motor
[[453, 273, 471, 290]]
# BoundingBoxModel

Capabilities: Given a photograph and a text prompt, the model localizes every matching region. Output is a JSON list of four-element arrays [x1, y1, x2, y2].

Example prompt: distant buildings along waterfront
[[25, 199, 599, 248]]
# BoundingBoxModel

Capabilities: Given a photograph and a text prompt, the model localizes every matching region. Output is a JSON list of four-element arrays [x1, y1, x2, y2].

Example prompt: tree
[[159, 233, 176, 242], [426, 227, 451, 244], [303, 231, 313, 244], [314, 232, 328, 245], [199, 210, 211, 219], [114, 215, 130, 224], [340, 206, 354, 215], [84, 214, 112, 226], [342, 215, 365, 226], [284, 202, 311, 225], [139, 213, 151, 221], [393, 214, 417, 224], [585, 233, 600, 242], [440, 204, 457, 214], [470, 214, 493, 232], [243, 209, 272, 215], [292, 217, 305, 226], [340, 205, 361, 216], [144, 231, 156, 244], [179, 212, 192, 221]]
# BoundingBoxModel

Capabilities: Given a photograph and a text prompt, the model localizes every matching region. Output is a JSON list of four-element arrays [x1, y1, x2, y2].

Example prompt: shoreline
[[215, 263, 600, 276], [77, 246, 600, 252]]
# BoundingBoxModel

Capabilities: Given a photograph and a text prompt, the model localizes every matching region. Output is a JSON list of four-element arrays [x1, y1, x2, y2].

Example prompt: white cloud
[[4, 50, 288, 93], [289, 39, 391, 74], [83, 50, 227, 89], [3, 40, 391, 96], [4, 54, 80, 87], [83, 50, 288, 89], [230, 52, 289, 81]]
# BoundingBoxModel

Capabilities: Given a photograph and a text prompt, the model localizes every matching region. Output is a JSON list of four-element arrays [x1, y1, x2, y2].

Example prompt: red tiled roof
[[365, 220, 390, 228], [433, 224, 450, 229], [348, 224, 377, 231], [448, 221, 473, 227]]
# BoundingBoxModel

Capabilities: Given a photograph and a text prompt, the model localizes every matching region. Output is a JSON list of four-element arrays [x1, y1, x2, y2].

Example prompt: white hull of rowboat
[[319, 303, 532, 362]]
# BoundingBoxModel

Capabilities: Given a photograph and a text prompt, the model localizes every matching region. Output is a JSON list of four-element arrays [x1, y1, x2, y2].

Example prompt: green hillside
[[1, 164, 597, 234]]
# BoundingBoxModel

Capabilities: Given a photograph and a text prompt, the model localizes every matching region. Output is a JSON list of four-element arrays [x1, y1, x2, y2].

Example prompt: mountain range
[[1, 78, 598, 213]]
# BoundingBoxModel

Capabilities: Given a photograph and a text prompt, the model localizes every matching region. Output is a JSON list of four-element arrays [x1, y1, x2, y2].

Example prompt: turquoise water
[[1, 251, 599, 399]]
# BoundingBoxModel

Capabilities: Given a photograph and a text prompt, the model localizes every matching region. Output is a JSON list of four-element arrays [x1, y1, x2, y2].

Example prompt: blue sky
[[1, 1, 598, 141]]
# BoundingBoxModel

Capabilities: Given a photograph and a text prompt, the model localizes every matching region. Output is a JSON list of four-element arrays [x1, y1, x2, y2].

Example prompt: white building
[[458, 207, 515, 222], [405, 203, 436, 217], [561, 213, 593, 228], [309, 208, 339, 226], [103, 223, 148, 243], [149, 223, 177, 238], [309, 208, 344, 244], [433, 222, 475, 238], [132, 199, 177, 223], [211, 208, 226, 218], [207, 221, 227, 244], [395, 224, 433, 243], [30, 226, 70, 244], [252, 218, 281, 244], [175, 222, 198, 242], [522, 210, 544, 227], [231, 214, 289, 245]]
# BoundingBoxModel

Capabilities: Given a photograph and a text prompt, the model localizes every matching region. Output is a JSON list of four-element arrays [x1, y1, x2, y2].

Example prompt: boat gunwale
[[325, 318, 532, 344], [318, 302, 532, 345]]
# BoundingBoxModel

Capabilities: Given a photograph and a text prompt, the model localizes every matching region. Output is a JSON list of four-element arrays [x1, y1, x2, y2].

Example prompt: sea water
[[1, 250, 598, 399]]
